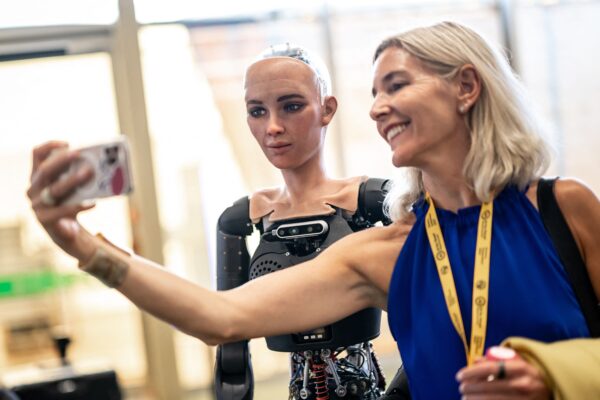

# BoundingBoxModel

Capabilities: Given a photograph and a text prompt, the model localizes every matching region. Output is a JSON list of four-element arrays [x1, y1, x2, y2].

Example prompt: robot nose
[[266, 116, 284, 136]]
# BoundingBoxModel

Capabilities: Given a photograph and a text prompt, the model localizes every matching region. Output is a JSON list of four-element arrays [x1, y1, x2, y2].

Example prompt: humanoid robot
[[215, 177, 392, 400], [213, 44, 396, 400]]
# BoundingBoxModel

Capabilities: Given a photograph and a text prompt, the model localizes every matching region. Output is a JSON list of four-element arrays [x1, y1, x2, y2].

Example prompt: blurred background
[[0, 0, 598, 399]]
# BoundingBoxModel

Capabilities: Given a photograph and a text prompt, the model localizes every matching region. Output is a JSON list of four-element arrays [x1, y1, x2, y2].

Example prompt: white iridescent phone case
[[61, 137, 133, 205]]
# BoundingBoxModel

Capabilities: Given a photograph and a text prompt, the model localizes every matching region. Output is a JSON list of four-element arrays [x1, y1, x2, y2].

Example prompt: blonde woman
[[28, 22, 600, 399]]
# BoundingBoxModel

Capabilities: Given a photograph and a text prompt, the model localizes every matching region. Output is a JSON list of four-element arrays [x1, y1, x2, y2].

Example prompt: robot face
[[244, 58, 327, 171]]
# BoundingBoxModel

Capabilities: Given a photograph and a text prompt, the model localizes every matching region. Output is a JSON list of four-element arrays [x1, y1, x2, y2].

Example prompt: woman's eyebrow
[[372, 70, 410, 96], [382, 70, 409, 83]]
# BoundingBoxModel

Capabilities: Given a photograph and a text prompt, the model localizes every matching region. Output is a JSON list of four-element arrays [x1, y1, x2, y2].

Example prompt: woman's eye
[[248, 107, 266, 118], [284, 103, 303, 112], [389, 82, 408, 93]]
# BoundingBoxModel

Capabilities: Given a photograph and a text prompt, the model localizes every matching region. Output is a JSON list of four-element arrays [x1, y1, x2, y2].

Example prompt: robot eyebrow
[[277, 93, 305, 102]]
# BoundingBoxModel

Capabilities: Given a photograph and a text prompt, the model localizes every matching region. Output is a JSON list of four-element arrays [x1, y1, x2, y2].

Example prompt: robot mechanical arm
[[359, 178, 412, 400], [356, 178, 392, 226], [214, 197, 254, 400]]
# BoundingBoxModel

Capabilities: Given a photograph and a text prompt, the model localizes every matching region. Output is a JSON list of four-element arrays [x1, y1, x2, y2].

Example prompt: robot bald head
[[251, 43, 332, 100]]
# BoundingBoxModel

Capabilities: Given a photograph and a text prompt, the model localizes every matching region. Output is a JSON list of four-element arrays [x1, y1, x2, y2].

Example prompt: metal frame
[[0, 1, 181, 398]]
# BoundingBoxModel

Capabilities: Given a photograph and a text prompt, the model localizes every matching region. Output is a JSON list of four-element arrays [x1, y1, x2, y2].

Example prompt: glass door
[[0, 50, 147, 390]]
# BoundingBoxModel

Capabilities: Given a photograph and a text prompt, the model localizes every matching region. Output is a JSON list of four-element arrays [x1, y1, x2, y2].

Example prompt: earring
[[459, 104, 467, 114]]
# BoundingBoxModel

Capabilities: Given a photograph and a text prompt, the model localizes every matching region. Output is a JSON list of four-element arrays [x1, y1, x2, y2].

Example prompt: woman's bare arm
[[28, 141, 412, 346], [553, 178, 600, 300], [77, 222, 408, 345]]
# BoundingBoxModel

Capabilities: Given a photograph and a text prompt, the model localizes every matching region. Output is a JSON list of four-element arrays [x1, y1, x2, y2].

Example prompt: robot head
[[253, 43, 332, 100]]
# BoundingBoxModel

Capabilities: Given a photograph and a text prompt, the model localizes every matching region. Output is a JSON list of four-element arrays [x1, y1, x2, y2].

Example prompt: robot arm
[[214, 197, 254, 400], [216, 196, 253, 291], [357, 178, 393, 226], [358, 179, 414, 399]]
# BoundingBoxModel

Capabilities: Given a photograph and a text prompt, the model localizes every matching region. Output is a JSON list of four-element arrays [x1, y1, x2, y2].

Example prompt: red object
[[485, 346, 518, 361], [312, 362, 329, 400], [111, 167, 124, 195]]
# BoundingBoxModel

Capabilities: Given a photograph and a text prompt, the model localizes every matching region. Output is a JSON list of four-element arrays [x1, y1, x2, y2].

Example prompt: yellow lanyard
[[424, 192, 493, 366]]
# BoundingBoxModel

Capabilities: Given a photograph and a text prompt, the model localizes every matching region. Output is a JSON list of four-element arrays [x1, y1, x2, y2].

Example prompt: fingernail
[[455, 372, 463, 381]]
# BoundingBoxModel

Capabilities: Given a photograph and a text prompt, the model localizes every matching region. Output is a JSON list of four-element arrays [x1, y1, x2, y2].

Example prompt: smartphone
[[61, 137, 134, 205]]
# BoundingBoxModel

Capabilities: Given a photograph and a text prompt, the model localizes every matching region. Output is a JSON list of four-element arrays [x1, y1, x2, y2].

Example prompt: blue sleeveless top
[[387, 186, 590, 400]]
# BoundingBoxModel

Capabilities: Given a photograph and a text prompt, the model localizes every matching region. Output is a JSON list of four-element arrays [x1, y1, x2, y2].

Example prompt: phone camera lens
[[306, 226, 314, 233], [290, 227, 300, 235]]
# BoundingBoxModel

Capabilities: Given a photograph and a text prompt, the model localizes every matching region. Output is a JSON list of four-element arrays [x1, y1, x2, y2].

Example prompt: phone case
[[61, 138, 133, 205]]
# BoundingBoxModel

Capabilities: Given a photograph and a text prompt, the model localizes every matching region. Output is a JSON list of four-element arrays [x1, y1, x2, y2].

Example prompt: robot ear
[[321, 96, 337, 125]]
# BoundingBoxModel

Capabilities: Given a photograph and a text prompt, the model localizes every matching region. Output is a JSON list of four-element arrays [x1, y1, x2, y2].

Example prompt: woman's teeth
[[386, 123, 409, 142]]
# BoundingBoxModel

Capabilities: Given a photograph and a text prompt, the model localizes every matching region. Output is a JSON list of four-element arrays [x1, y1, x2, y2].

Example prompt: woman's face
[[370, 47, 467, 169], [244, 58, 330, 170]]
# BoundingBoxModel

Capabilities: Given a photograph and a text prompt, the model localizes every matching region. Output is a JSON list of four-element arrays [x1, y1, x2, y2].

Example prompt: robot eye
[[276, 228, 288, 236], [274, 221, 328, 239]]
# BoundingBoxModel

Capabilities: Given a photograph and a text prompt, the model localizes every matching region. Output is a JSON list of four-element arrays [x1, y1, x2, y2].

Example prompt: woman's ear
[[321, 96, 338, 125], [456, 64, 481, 114]]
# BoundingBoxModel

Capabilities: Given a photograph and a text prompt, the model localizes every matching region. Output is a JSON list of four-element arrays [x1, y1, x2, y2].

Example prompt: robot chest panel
[[249, 215, 354, 280]]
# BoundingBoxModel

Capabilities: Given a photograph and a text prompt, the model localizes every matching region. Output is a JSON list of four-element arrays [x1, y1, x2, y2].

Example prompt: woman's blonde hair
[[374, 22, 552, 221]]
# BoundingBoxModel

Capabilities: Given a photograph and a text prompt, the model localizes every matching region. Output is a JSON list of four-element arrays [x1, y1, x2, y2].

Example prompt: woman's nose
[[369, 95, 390, 121]]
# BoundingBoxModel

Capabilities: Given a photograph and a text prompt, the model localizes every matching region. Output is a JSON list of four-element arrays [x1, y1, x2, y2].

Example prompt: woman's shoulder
[[525, 177, 598, 212], [552, 178, 600, 243], [527, 177, 600, 262], [553, 177, 598, 208]]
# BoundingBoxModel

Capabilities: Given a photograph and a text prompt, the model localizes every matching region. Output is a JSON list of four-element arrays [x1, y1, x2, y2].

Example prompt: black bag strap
[[537, 177, 600, 337]]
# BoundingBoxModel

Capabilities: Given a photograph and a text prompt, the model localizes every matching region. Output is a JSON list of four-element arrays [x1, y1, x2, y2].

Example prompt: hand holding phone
[[61, 138, 134, 205]]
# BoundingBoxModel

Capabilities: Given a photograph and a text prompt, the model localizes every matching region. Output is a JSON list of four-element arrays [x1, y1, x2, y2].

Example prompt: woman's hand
[[456, 356, 551, 400], [27, 141, 98, 263]]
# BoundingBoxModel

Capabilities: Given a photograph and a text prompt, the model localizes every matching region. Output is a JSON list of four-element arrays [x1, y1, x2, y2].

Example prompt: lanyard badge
[[424, 193, 493, 365]]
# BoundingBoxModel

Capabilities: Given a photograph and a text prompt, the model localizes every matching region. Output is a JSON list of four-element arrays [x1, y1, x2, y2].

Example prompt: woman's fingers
[[31, 141, 69, 177], [30, 163, 94, 208], [35, 200, 96, 227], [458, 358, 550, 399], [28, 144, 95, 209], [458, 360, 518, 396], [29, 149, 79, 197], [461, 395, 514, 400]]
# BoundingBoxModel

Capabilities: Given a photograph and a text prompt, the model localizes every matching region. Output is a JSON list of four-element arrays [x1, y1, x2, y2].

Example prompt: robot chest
[[249, 215, 355, 280]]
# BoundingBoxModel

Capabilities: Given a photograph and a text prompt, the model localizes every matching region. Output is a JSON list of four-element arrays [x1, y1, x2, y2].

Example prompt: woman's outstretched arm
[[111, 228, 382, 344], [27, 141, 409, 346]]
